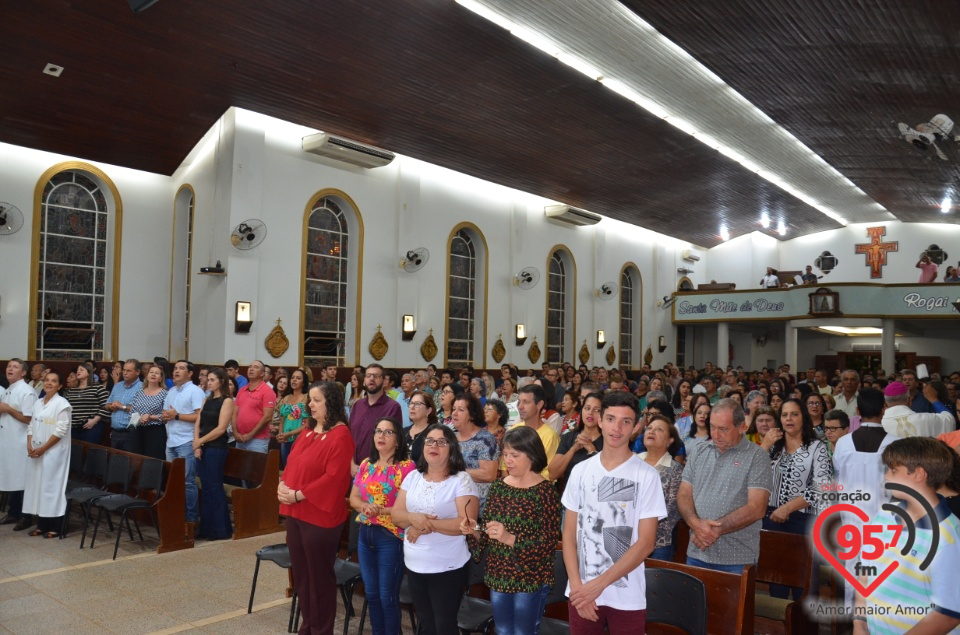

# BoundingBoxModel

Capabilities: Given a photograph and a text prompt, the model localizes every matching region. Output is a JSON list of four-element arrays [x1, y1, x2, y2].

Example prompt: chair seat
[[457, 596, 494, 631], [68, 488, 112, 504], [93, 493, 145, 512], [256, 544, 292, 569], [539, 616, 571, 635], [334, 558, 361, 586], [755, 593, 791, 621]]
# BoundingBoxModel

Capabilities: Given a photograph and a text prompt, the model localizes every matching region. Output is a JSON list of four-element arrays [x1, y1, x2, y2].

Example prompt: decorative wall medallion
[[607, 345, 617, 366], [578, 340, 590, 365], [420, 329, 438, 362], [369, 325, 388, 361], [264, 319, 289, 358], [491, 334, 506, 364], [643, 346, 653, 366], [854, 227, 898, 279], [527, 336, 541, 364]]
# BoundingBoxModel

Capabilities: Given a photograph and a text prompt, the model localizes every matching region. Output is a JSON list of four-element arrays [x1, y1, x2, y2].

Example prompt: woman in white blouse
[[393, 424, 478, 635], [23, 371, 73, 538]]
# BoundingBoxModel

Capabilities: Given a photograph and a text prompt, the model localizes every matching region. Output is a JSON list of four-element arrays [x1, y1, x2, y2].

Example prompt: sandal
[[42, 531, 59, 539], [29, 529, 43, 537]]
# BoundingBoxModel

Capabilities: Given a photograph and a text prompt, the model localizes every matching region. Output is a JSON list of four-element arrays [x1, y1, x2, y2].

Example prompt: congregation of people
[[5, 355, 960, 634]]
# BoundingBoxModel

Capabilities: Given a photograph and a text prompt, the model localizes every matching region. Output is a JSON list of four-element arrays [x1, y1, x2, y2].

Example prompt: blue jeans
[[490, 585, 551, 635], [686, 556, 751, 574], [358, 524, 405, 635], [166, 441, 198, 522], [280, 440, 294, 469], [236, 437, 269, 453], [650, 544, 675, 561]]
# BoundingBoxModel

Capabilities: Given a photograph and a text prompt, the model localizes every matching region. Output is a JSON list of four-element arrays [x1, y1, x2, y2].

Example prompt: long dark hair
[[416, 424, 466, 475], [690, 401, 712, 440], [207, 368, 230, 400], [308, 381, 348, 431], [671, 380, 692, 409], [771, 397, 816, 456], [577, 392, 604, 433], [368, 416, 408, 465]]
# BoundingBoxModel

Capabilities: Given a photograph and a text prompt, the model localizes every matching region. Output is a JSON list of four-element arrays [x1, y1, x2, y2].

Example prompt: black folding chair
[[248, 543, 300, 633], [63, 453, 130, 541], [87, 458, 164, 559]]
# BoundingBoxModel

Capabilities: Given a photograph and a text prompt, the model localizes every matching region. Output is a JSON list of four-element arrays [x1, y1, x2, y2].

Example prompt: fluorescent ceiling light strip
[[455, 0, 869, 226]]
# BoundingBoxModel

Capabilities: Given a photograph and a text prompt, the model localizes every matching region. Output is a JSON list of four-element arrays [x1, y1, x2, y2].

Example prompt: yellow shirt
[[503, 421, 560, 478]]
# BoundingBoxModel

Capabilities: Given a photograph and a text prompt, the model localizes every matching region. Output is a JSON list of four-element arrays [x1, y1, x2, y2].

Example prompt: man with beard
[[349, 363, 401, 476]]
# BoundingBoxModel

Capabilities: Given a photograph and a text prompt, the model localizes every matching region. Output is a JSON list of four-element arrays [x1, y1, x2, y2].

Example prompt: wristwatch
[[175, 413, 180, 420]]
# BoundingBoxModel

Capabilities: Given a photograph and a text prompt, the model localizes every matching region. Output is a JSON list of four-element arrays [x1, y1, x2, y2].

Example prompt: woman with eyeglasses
[[452, 394, 500, 511], [349, 416, 415, 635], [404, 392, 438, 463], [803, 392, 828, 441], [460, 426, 561, 635], [393, 425, 479, 635], [639, 415, 684, 561], [548, 392, 603, 494]]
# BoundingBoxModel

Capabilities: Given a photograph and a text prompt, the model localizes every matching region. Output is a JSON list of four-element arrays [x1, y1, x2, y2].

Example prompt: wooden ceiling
[[2, 1, 956, 246]]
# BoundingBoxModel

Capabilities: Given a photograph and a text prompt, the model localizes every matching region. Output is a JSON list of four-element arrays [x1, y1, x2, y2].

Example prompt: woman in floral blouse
[[349, 416, 415, 635], [276, 368, 308, 468], [460, 426, 561, 635]]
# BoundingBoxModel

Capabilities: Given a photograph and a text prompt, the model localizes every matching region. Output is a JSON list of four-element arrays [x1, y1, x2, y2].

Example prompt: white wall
[[0, 142, 172, 361]]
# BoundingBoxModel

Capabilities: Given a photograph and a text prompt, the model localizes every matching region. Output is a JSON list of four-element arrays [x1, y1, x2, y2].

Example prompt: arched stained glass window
[[447, 229, 477, 364], [37, 170, 110, 360], [620, 267, 636, 369], [547, 251, 567, 364], [304, 197, 348, 366]]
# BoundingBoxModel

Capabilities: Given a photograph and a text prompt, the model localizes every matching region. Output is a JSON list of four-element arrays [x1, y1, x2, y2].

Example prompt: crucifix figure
[[855, 227, 898, 278]]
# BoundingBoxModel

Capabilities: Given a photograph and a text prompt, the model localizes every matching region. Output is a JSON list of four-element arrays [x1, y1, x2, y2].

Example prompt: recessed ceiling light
[[719, 225, 730, 241], [43, 63, 64, 77], [760, 212, 770, 228], [815, 326, 892, 336], [941, 197, 951, 214], [777, 220, 787, 236]]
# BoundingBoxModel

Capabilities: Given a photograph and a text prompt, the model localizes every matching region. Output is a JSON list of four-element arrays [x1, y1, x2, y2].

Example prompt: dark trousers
[[37, 515, 64, 533], [110, 428, 142, 454], [568, 605, 646, 634], [197, 446, 232, 539], [139, 425, 167, 461], [73, 422, 105, 444], [287, 517, 344, 635], [406, 564, 468, 635], [3, 490, 24, 519]]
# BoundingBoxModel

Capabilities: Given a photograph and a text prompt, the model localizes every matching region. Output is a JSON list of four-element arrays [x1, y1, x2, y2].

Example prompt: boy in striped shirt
[[854, 437, 960, 635]]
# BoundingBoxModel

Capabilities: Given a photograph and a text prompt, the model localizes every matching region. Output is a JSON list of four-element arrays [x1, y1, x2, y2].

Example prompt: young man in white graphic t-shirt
[[562, 391, 667, 634]]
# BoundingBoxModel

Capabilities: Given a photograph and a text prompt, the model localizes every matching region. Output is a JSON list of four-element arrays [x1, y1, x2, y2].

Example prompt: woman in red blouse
[[277, 381, 354, 635]]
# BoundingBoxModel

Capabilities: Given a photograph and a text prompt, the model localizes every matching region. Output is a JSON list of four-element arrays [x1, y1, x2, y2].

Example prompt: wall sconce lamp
[[235, 301, 253, 334], [659, 335, 668, 353], [515, 323, 527, 346], [402, 314, 417, 341], [597, 330, 606, 349]]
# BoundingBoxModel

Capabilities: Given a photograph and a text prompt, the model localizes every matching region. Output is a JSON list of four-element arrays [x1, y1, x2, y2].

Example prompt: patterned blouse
[[458, 428, 501, 509], [353, 458, 416, 539], [639, 452, 684, 548], [769, 439, 832, 513], [131, 388, 168, 426], [278, 399, 307, 441], [469, 479, 561, 593]]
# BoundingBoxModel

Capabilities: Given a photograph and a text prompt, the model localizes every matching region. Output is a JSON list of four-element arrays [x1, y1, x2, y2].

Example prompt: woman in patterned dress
[[349, 416, 415, 635], [763, 397, 831, 599], [131, 364, 168, 460], [276, 368, 308, 468], [460, 426, 561, 635], [451, 394, 499, 511]]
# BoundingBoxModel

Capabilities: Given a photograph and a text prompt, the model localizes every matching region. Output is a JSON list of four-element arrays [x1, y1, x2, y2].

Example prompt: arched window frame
[[168, 184, 196, 359], [545, 245, 576, 365], [619, 263, 643, 370], [444, 223, 488, 366], [29, 162, 123, 360], [300, 189, 364, 367]]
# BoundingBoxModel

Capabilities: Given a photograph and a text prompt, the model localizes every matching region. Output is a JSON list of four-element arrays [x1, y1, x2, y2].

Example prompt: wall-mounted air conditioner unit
[[544, 204, 601, 227], [682, 249, 701, 262], [302, 132, 396, 169]]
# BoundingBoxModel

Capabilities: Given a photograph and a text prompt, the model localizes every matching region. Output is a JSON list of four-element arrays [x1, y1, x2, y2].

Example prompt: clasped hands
[[276, 481, 299, 506], [690, 517, 723, 550], [458, 517, 515, 546]]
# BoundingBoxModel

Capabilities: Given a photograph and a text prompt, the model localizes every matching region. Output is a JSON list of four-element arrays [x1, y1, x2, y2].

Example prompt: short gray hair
[[712, 398, 746, 428]]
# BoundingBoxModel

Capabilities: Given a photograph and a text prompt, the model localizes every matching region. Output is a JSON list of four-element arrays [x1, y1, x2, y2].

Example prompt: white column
[[784, 321, 798, 371], [881, 319, 896, 376], [717, 322, 730, 369]]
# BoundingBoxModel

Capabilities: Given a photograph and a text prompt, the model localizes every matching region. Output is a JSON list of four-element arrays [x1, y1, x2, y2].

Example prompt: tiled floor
[[0, 516, 372, 635]]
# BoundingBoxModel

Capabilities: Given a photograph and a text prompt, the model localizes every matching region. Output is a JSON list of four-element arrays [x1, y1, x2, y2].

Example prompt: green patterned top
[[468, 478, 561, 593]]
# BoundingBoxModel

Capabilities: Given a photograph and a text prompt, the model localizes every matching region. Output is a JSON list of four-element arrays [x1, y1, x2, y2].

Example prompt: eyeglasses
[[409, 402, 425, 409], [374, 429, 396, 436], [423, 438, 450, 447], [365, 373, 383, 379], [823, 425, 844, 431]]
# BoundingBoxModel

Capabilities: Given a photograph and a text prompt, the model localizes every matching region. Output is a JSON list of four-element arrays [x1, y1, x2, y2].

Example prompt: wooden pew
[[646, 558, 756, 635], [71, 440, 193, 553], [755, 530, 818, 635], [226, 447, 283, 539]]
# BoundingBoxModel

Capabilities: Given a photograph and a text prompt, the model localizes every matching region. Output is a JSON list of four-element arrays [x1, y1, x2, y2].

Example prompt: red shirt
[[235, 381, 276, 439], [280, 424, 354, 528]]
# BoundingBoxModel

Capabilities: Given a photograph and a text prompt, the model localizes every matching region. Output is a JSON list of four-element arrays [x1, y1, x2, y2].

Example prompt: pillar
[[717, 322, 730, 369], [881, 319, 896, 376], [784, 321, 798, 371]]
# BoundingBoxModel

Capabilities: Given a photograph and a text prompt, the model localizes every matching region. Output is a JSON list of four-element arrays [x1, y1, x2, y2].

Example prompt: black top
[[556, 429, 604, 494], [199, 396, 229, 450], [404, 425, 427, 463]]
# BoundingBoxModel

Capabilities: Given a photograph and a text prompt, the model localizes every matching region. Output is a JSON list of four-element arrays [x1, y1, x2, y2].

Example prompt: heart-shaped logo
[[813, 503, 898, 598]]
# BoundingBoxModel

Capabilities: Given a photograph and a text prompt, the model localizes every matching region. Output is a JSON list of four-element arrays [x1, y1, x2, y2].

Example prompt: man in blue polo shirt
[[106, 359, 142, 453]]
